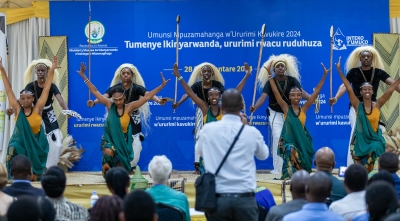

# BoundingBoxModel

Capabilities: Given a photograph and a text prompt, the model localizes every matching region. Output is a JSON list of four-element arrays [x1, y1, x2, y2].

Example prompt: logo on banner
[[333, 27, 369, 50], [85, 21, 105, 44]]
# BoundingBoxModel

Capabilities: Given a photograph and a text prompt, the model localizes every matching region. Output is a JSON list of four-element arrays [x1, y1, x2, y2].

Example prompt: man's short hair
[[10, 155, 32, 177], [7, 196, 40, 221], [41, 166, 66, 198], [148, 155, 172, 184], [124, 190, 156, 221], [379, 152, 399, 173], [344, 164, 368, 192]]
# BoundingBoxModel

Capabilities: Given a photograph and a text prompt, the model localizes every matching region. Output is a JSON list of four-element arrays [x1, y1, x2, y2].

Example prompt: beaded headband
[[201, 65, 214, 74], [208, 88, 221, 93], [20, 89, 34, 95], [34, 63, 48, 70], [359, 50, 373, 57], [111, 87, 126, 99], [274, 61, 286, 68], [120, 67, 134, 75], [360, 82, 373, 89]]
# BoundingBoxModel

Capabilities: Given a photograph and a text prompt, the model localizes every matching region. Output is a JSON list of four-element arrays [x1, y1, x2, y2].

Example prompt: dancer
[[329, 46, 400, 166], [87, 63, 166, 173], [336, 57, 400, 172], [1, 56, 59, 181], [268, 61, 328, 179], [77, 63, 169, 177], [250, 54, 310, 174], [173, 63, 251, 173], [172, 62, 225, 173], [7, 58, 69, 169]]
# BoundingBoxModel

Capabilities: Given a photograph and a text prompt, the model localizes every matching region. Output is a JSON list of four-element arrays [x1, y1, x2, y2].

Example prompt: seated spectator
[[255, 186, 276, 213], [0, 162, 13, 218], [2, 155, 45, 198], [368, 170, 395, 186], [145, 155, 190, 221], [37, 196, 56, 221], [267, 170, 309, 221], [41, 166, 88, 221], [90, 195, 123, 221], [378, 152, 400, 199], [352, 181, 399, 221], [329, 164, 368, 219], [384, 213, 400, 221], [282, 172, 345, 221], [106, 167, 130, 199], [7, 195, 40, 221], [314, 147, 347, 202], [121, 190, 157, 221]]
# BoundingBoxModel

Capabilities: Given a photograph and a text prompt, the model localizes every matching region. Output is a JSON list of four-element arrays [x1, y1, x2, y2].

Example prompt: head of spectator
[[90, 195, 123, 221], [120, 190, 157, 221], [314, 147, 335, 173], [368, 170, 395, 187], [38, 196, 56, 221], [379, 152, 399, 173], [148, 155, 172, 185], [305, 171, 332, 203], [9, 155, 32, 181], [290, 170, 309, 199], [106, 167, 130, 199], [366, 181, 399, 221], [0, 162, 7, 190], [344, 164, 368, 194], [41, 166, 66, 198], [384, 213, 400, 221], [7, 196, 40, 221], [221, 88, 244, 115]]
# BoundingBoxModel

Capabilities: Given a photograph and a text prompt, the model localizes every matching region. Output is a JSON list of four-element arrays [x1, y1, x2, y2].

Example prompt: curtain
[[0, 17, 49, 164], [390, 18, 400, 33]]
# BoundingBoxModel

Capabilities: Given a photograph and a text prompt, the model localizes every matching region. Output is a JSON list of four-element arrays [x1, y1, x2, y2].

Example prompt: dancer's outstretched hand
[[51, 56, 61, 70], [76, 62, 86, 77], [321, 62, 330, 76], [87, 100, 94, 108], [160, 72, 170, 87], [335, 56, 342, 72], [172, 63, 181, 78], [244, 62, 252, 76]]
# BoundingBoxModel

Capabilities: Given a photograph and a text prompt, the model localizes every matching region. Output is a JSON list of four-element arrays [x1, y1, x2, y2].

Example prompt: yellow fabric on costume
[[119, 111, 130, 134], [15, 111, 42, 135], [284, 107, 306, 127], [203, 107, 223, 124], [366, 106, 380, 133]]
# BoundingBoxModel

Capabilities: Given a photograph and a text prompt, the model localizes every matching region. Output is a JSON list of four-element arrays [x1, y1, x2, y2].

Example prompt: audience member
[[2, 155, 45, 198], [282, 172, 345, 221], [378, 152, 400, 199], [384, 213, 400, 221], [6, 196, 40, 221], [146, 155, 190, 221], [266, 170, 309, 221], [106, 167, 130, 199], [121, 190, 158, 221], [37, 196, 57, 221], [90, 195, 123, 221], [195, 89, 269, 221], [329, 164, 368, 219], [352, 181, 399, 221], [41, 166, 88, 221], [314, 147, 347, 202], [368, 170, 395, 186], [0, 163, 13, 218]]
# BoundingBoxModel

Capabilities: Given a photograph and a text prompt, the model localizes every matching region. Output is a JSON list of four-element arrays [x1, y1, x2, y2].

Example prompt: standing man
[[196, 88, 269, 221], [329, 46, 400, 166]]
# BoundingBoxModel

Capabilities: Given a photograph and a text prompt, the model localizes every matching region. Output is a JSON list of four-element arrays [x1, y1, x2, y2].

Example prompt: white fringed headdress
[[109, 63, 150, 135], [345, 46, 385, 73], [23, 59, 60, 87], [258, 54, 301, 90]]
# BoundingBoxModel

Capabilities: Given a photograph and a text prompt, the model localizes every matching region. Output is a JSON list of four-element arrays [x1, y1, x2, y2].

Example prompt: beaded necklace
[[359, 67, 375, 84], [201, 80, 212, 103], [274, 77, 289, 102], [362, 102, 374, 115], [291, 106, 301, 118]]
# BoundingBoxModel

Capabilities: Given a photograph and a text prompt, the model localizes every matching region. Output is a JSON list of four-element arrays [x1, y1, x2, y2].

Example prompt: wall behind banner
[[50, 0, 389, 171]]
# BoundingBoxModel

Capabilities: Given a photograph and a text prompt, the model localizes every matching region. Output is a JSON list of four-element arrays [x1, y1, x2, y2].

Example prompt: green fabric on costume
[[101, 103, 134, 172], [278, 107, 314, 172], [204, 107, 222, 124], [6, 109, 49, 176], [351, 103, 385, 157]]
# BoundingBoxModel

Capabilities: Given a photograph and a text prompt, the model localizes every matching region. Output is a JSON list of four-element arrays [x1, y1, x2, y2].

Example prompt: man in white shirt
[[329, 164, 368, 219], [195, 88, 269, 221]]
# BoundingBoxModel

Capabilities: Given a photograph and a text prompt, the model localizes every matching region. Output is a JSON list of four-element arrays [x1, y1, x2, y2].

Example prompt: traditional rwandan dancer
[[172, 62, 225, 173], [2, 56, 60, 181], [336, 56, 400, 172], [78, 63, 169, 177], [250, 54, 310, 174], [268, 61, 328, 179], [330, 46, 400, 166], [88, 63, 166, 174]]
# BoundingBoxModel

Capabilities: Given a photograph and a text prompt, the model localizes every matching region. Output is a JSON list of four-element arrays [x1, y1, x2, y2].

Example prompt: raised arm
[[77, 62, 112, 109], [236, 62, 252, 93], [376, 77, 400, 109], [302, 63, 329, 113], [0, 57, 20, 113], [35, 56, 59, 114], [172, 64, 208, 115], [265, 63, 289, 114], [335, 56, 359, 110], [126, 72, 169, 115]]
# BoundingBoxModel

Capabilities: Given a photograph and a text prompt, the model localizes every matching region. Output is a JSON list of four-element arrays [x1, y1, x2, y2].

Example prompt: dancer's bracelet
[[177, 76, 183, 81]]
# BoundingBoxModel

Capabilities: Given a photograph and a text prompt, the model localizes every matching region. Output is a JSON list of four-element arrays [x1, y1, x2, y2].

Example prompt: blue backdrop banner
[[50, 0, 389, 171]]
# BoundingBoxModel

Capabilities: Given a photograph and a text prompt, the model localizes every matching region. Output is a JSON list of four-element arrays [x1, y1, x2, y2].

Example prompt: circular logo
[[85, 21, 105, 44]]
